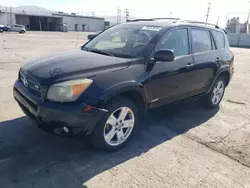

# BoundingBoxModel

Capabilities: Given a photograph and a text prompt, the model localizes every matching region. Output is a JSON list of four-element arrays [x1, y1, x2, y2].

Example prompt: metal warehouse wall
[[15, 15, 30, 26], [0, 12, 16, 25], [62, 16, 104, 32]]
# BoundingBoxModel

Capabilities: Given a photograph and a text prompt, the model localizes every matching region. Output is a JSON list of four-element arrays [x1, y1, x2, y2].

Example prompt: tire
[[0, 29, 3, 33], [90, 97, 138, 151], [203, 77, 226, 108], [20, 30, 25, 34]]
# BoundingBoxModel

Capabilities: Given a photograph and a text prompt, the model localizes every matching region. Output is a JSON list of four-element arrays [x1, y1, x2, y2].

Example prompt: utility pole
[[91, 12, 95, 17], [117, 8, 122, 24], [10, 6, 12, 25], [124, 9, 129, 22], [170, 12, 172, 21], [246, 1, 250, 33], [205, 2, 211, 23]]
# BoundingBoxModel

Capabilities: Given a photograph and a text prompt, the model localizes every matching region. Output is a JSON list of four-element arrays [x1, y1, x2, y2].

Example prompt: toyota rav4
[[13, 19, 234, 151]]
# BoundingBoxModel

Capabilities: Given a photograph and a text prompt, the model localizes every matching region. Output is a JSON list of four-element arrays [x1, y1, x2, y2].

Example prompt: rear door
[[189, 28, 219, 96], [211, 30, 230, 64]]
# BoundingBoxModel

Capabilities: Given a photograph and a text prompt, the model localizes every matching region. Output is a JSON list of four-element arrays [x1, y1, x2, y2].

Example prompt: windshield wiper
[[89, 48, 114, 57]]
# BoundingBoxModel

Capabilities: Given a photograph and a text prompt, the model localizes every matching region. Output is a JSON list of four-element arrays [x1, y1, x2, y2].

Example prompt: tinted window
[[212, 30, 225, 49], [191, 29, 212, 53], [156, 29, 189, 57]]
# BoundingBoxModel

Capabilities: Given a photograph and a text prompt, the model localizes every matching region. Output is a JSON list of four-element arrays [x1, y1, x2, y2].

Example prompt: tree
[[226, 17, 240, 33]]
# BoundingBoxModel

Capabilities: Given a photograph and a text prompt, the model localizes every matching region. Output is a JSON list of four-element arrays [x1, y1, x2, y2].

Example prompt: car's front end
[[13, 45, 135, 136], [13, 69, 108, 136]]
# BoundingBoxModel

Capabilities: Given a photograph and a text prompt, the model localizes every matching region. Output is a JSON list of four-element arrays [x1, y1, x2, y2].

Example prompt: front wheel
[[90, 98, 138, 151], [203, 77, 226, 108]]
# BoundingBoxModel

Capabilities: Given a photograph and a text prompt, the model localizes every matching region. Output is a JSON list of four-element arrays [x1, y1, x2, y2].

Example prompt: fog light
[[63, 126, 69, 133]]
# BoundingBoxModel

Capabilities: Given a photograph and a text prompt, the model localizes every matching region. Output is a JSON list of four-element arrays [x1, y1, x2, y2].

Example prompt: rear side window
[[191, 29, 212, 53], [212, 30, 225, 49]]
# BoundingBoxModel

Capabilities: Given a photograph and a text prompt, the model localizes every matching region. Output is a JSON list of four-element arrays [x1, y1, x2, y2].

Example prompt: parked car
[[10, 24, 26, 33], [87, 31, 101, 40], [13, 19, 234, 151], [0, 24, 11, 32]]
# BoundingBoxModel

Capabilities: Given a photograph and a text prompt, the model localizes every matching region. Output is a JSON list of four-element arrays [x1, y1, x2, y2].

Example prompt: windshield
[[83, 24, 162, 58]]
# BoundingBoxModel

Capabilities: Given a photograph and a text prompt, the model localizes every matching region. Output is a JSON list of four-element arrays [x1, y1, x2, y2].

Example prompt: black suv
[[13, 19, 234, 150]]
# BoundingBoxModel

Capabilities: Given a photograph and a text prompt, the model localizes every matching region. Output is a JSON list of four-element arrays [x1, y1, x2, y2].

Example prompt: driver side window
[[155, 28, 189, 57]]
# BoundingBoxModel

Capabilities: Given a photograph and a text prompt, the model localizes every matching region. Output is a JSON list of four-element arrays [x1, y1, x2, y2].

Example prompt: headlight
[[47, 79, 93, 102]]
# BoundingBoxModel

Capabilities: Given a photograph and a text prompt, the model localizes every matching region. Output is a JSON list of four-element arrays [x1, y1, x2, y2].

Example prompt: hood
[[21, 50, 131, 82]]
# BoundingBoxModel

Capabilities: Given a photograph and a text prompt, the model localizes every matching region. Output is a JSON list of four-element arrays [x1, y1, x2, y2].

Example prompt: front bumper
[[13, 80, 107, 135]]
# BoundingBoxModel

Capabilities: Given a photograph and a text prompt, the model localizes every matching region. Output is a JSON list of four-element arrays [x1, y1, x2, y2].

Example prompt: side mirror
[[87, 34, 97, 40], [153, 49, 175, 62]]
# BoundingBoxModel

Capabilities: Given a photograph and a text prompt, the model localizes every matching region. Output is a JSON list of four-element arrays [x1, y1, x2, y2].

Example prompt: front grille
[[18, 101, 37, 122], [14, 88, 38, 112], [19, 72, 41, 97]]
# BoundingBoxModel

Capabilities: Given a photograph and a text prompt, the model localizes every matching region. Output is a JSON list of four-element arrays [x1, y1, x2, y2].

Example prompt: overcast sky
[[1, 0, 250, 27]]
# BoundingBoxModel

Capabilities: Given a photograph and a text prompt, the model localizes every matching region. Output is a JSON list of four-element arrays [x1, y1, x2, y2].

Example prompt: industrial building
[[0, 6, 105, 32]]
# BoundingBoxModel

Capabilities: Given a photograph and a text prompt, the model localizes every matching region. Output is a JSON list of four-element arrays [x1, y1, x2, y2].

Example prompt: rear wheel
[[0, 29, 3, 33], [203, 77, 225, 108], [90, 98, 138, 151]]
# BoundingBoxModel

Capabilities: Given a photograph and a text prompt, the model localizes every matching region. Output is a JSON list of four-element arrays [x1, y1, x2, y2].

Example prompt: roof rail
[[129, 17, 180, 22], [177, 20, 228, 34], [177, 20, 220, 28]]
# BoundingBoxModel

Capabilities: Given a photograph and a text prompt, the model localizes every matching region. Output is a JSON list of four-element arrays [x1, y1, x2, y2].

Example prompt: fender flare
[[206, 66, 230, 95], [98, 81, 149, 112]]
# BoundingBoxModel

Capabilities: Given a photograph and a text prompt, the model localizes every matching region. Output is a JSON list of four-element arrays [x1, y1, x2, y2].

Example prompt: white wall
[[62, 16, 104, 32], [0, 12, 16, 25], [227, 34, 239, 46], [228, 33, 250, 47]]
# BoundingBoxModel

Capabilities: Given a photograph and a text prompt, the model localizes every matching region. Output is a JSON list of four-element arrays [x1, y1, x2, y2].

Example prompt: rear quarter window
[[211, 30, 225, 49]]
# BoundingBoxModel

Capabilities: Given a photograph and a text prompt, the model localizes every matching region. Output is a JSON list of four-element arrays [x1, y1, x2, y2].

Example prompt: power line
[[205, 2, 211, 23]]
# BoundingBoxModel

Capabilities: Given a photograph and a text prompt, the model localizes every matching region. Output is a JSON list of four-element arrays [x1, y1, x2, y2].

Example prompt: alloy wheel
[[103, 107, 135, 146], [212, 80, 224, 105]]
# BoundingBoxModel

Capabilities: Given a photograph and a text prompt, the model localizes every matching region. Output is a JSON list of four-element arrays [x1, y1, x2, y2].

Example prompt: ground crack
[[2, 47, 28, 60], [183, 129, 250, 168], [205, 122, 250, 145]]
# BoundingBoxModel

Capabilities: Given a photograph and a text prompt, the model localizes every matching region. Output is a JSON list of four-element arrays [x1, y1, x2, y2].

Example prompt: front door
[[145, 28, 195, 108]]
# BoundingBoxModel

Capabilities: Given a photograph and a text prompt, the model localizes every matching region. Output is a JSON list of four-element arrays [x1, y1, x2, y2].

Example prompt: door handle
[[186, 63, 194, 68]]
